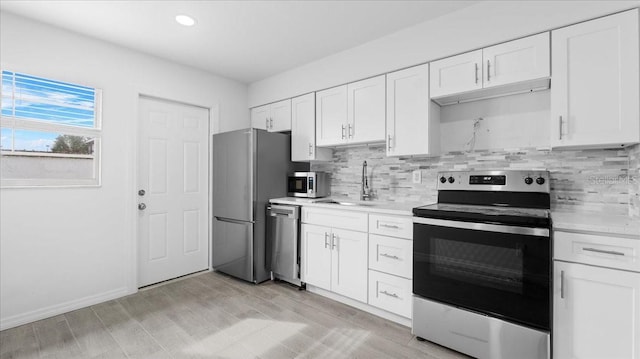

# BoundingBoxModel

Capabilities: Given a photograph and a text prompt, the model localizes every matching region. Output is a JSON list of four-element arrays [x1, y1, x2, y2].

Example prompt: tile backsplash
[[311, 144, 640, 218]]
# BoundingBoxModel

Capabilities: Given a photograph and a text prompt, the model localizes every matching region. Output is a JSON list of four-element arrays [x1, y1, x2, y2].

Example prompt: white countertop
[[552, 211, 640, 238], [271, 198, 640, 237], [269, 197, 423, 216]]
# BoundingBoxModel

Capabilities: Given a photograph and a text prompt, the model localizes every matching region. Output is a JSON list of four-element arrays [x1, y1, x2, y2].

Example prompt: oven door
[[413, 217, 550, 331]]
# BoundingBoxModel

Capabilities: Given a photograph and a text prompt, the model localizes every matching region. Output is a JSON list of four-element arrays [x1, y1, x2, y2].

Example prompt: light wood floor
[[0, 271, 470, 359]]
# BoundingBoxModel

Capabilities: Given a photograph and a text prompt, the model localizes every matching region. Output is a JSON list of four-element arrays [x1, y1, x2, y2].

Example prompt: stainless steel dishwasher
[[266, 204, 302, 287]]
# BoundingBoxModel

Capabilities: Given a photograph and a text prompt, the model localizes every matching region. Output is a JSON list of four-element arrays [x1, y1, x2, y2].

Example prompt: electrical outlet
[[412, 170, 422, 184]]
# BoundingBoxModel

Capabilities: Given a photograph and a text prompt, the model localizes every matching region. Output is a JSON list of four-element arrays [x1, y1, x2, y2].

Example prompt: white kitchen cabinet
[[368, 270, 412, 318], [316, 85, 348, 146], [290, 93, 332, 162], [330, 228, 368, 302], [301, 207, 368, 232], [553, 261, 640, 359], [300, 223, 368, 303], [347, 75, 386, 145], [366, 213, 413, 318], [551, 9, 639, 149], [250, 104, 270, 130], [369, 234, 412, 279], [250, 99, 292, 132], [386, 64, 440, 156], [482, 33, 550, 89], [316, 76, 386, 147], [301, 223, 332, 291], [430, 33, 550, 105], [430, 50, 483, 99]]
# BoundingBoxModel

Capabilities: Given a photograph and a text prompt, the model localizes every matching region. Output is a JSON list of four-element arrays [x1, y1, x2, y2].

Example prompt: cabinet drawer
[[369, 234, 412, 278], [554, 231, 640, 272], [302, 207, 368, 232], [369, 214, 413, 239], [368, 270, 412, 318]]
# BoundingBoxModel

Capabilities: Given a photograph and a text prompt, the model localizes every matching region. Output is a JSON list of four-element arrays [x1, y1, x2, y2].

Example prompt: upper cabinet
[[290, 93, 332, 162], [250, 104, 270, 130], [316, 85, 348, 146], [250, 99, 292, 132], [347, 75, 386, 144], [316, 75, 386, 147], [386, 64, 440, 157], [550, 9, 640, 149], [430, 50, 483, 98], [430, 33, 550, 105]]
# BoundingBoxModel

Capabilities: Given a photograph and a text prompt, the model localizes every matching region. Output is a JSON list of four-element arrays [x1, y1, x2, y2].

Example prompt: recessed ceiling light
[[175, 14, 196, 27]]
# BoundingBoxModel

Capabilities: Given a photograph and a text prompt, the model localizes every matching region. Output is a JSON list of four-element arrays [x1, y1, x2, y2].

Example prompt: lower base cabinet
[[368, 270, 412, 318], [301, 223, 368, 303], [553, 261, 640, 359]]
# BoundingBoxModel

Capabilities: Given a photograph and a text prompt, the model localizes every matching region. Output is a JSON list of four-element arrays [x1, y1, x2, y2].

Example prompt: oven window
[[431, 237, 523, 294], [413, 223, 550, 330]]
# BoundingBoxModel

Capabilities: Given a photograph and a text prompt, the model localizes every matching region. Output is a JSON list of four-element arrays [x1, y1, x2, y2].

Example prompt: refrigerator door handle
[[214, 216, 255, 225]]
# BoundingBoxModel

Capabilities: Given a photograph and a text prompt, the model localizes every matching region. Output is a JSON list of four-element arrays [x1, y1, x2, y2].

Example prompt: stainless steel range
[[412, 170, 551, 359]]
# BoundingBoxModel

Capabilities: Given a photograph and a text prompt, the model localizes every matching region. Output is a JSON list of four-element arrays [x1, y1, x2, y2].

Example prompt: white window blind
[[1, 70, 102, 187]]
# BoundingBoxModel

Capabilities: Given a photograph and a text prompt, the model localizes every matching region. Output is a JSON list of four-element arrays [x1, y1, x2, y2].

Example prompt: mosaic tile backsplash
[[311, 144, 640, 219]]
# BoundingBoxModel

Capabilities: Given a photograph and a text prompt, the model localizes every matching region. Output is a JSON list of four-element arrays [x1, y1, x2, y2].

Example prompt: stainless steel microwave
[[287, 172, 330, 198]]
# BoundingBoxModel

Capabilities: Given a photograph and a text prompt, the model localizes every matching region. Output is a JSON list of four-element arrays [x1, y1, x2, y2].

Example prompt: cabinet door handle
[[475, 63, 479, 84], [324, 232, 329, 249], [308, 143, 313, 156], [379, 253, 400, 260], [582, 247, 625, 256], [387, 134, 392, 151], [270, 118, 273, 129], [265, 118, 269, 130], [560, 270, 565, 299], [348, 124, 353, 138], [559, 116, 563, 140], [486, 60, 491, 81], [331, 233, 337, 250], [341, 125, 346, 139], [380, 290, 399, 299], [379, 223, 400, 229]]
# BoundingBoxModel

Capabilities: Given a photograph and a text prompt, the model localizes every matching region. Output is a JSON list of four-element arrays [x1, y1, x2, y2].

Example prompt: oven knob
[[439, 176, 447, 183], [524, 177, 533, 185], [536, 177, 546, 185], [447, 177, 455, 183]]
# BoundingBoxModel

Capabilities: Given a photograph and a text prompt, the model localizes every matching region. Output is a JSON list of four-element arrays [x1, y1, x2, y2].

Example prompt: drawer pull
[[379, 223, 400, 229], [380, 253, 400, 260], [380, 290, 399, 298], [582, 247, 625, 256]]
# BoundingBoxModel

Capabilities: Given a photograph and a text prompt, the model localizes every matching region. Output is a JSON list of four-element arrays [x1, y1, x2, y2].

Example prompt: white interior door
[[138, 97, 209, 287]]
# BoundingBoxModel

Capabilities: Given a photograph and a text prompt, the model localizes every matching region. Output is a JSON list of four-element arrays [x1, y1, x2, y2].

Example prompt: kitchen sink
[[316, 199, 376, 207]]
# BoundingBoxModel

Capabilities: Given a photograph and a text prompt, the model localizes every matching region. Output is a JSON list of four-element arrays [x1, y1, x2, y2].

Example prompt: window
[[1, 71, 102, 187]]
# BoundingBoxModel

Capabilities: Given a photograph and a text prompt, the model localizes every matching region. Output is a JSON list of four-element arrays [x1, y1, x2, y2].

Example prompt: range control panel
[[437, 170, 550, 193]]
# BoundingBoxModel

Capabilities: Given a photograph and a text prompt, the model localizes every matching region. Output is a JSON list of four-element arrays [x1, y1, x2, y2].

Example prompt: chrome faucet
[[361, 161, 371, 201]]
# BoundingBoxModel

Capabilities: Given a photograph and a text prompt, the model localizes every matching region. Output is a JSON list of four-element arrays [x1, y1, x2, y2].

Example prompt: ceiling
[[0, 0, 478, 83]]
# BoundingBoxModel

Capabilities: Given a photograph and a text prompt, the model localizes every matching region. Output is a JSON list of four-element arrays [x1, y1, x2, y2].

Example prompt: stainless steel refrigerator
[[211, 129, 303, 283]]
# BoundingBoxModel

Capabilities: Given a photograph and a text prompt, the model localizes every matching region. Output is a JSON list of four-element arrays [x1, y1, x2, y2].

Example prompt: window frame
[[0, 71, 103, 188]]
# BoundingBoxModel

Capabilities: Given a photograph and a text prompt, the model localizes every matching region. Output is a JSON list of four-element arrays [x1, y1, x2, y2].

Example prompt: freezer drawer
[[267, 204, 301, 286], [212, 216, 254, 282]]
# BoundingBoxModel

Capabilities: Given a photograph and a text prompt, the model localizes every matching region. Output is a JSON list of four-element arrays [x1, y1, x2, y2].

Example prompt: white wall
[[248, 0, 640, 107], [0, 12, 249, 330]]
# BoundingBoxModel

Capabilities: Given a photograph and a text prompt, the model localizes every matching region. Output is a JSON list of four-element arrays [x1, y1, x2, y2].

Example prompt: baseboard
[[306, 285, 412, 328], [0, 287, 132, 331]]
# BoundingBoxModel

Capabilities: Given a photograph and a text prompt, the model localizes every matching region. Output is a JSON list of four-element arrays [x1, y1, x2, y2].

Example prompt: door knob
[[138, 203, 147, 210], [138, 189, 146, 196]]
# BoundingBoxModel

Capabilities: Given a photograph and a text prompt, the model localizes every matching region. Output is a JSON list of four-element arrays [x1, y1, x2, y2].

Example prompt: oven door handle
[[412, 217, 549, 237]]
